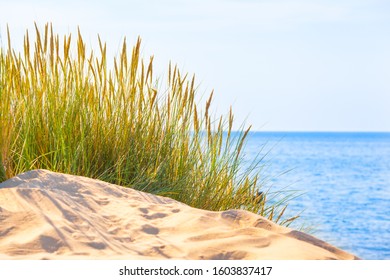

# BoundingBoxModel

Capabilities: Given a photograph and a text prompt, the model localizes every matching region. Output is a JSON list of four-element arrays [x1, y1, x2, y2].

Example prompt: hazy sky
[[1, 0, 389, 131]]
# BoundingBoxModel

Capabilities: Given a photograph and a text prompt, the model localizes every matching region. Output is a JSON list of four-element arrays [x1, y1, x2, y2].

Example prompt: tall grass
[[0, 23, 298, 226]]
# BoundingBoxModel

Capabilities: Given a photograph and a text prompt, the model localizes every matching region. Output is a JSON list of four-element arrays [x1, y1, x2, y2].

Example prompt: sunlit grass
[[0, 23, 299, 226]]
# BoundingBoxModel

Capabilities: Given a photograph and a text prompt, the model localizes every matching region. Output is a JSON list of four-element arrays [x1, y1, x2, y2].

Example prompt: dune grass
[[0, 23, 299, 226]]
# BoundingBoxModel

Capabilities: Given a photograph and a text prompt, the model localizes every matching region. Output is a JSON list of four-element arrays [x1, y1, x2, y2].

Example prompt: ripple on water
[[244, 132, 390, 259]]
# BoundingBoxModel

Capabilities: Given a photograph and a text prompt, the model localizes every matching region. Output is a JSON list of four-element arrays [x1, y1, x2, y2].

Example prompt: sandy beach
[[0, 169, 358, 260]]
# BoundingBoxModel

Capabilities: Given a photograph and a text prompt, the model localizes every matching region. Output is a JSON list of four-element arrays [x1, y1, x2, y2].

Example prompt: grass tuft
[[0, 23, 299, 226]]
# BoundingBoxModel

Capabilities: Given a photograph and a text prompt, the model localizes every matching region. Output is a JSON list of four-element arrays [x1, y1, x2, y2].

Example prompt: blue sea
[[243, 132, 390, 260]]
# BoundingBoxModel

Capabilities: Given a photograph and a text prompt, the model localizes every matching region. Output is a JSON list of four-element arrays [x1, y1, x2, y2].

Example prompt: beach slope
[[0, 170, 358, 260]]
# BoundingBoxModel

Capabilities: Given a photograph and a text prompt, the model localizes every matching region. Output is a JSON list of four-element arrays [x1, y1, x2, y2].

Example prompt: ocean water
[[243, 132, 390, 260]]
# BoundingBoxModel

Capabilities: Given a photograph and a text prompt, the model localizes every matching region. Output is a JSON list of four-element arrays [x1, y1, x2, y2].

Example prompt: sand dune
[[0, 169, 358, 260]]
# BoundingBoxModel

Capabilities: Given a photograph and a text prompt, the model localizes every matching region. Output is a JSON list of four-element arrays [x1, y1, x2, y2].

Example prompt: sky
[[1, 0, 389, 131]]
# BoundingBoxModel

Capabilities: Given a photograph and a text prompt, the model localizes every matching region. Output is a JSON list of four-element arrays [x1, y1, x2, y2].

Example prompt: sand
[[0, 169, 358, 260]]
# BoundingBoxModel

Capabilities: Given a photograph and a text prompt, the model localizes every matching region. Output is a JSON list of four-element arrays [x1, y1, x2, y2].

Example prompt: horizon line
[[233, 130, 390, 133]]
